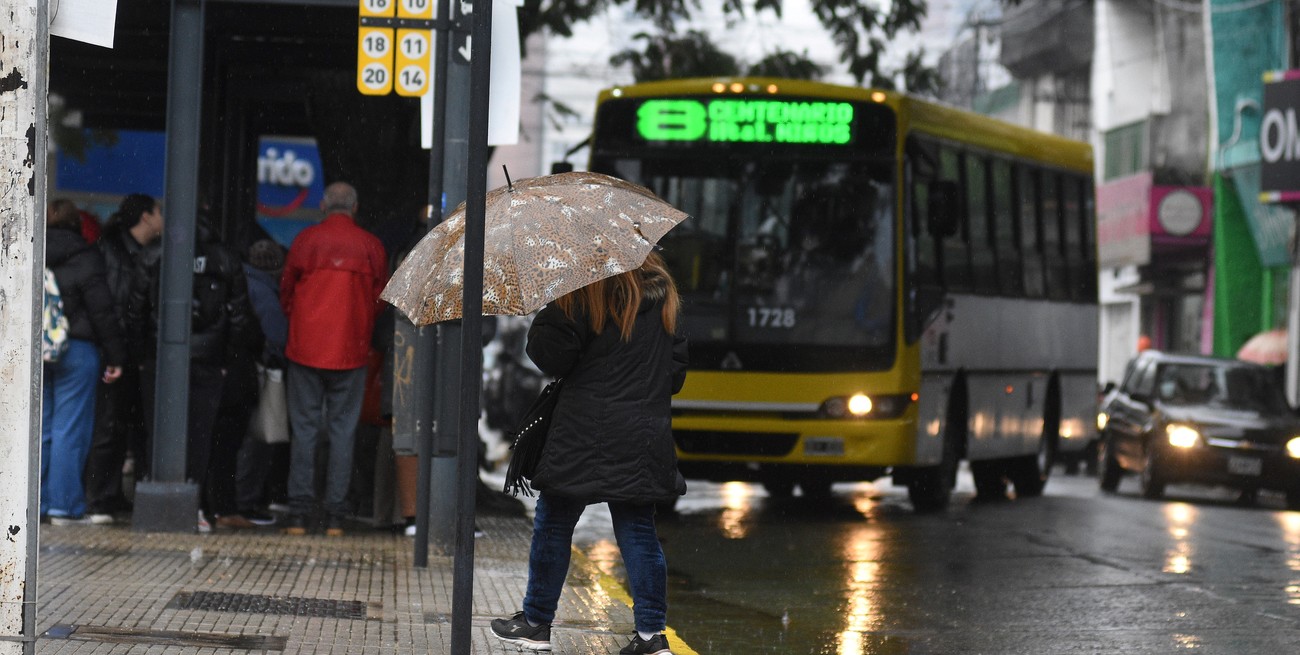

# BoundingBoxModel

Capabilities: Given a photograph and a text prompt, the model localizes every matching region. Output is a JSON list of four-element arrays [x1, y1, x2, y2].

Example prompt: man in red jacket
[[280, 182, 388, 536]]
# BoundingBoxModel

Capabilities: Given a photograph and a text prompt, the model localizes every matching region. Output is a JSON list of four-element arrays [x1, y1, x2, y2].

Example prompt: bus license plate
[[804, 437, 844, 456], [1228, 455, 1262, 476]]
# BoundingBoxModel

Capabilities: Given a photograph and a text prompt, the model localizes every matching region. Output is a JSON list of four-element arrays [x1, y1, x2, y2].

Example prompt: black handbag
[[502, 378, 563, 497]]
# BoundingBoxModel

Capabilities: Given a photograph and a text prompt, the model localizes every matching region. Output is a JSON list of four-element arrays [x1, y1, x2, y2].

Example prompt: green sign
[[636, 99, 854, 145]]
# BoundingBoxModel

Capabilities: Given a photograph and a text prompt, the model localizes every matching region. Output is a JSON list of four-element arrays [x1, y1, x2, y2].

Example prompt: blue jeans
[[523, 494, 667, 634], [41, 339, 100, 518], [286, 362, 366, 517]]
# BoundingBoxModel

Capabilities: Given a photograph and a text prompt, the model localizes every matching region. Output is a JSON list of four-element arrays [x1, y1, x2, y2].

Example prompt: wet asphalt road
[[571, 469, 1300, 654]]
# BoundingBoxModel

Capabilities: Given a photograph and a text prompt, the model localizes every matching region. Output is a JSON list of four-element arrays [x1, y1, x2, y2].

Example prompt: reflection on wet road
[[573, 472, 1300, 654]]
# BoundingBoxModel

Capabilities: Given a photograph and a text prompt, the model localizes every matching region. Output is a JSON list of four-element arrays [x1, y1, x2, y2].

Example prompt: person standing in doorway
[[43, 199, 127, 524], [490, 252, 688, 655], [84, 193, 163, 523], [280, 182, 388, 536]]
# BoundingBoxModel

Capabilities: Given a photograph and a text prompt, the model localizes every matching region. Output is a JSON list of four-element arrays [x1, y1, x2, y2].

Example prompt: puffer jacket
[[524, 270, 689, 504], [46, 224, 127, 367]]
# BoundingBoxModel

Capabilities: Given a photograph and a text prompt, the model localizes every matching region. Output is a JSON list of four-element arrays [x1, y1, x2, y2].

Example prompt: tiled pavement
[[34, 515, 697, 654]]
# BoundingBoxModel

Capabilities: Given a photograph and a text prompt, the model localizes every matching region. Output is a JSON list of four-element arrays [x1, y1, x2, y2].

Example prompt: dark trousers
[[207, 357, 258, 516], [140, 360, 225, 494], [84, 365, 145, 513]]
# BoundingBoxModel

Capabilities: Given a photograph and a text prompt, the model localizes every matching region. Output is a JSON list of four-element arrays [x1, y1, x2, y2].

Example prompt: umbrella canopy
[[382, 171, 688, 325], [1237, 328, 1288, 365]]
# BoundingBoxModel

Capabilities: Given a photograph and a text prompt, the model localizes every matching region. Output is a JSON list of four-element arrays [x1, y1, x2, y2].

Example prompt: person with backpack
[[42, 199, 126, 525]]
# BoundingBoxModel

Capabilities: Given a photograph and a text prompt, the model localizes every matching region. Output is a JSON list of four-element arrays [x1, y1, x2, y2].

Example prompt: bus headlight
[[1166, 424, 1202, 449], [819, 394, 913, 420], [1287, 437, 1300, 459], [1096, 412, 1108, 431]]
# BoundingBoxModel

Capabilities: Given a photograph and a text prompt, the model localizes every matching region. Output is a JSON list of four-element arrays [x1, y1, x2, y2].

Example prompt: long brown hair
[[554, 251, 679, 341]]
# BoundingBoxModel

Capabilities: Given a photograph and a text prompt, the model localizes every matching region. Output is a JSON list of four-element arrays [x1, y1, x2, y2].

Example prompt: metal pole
[[429, 0, 474, 555], [135, 0, 204, 532], [0, 2, 47, 652], [411, 0, 455, 568], [451, 0, 492, 649]]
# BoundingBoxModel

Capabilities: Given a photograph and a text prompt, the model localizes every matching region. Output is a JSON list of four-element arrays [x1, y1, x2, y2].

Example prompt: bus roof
[[597, 77, 1094, 174]]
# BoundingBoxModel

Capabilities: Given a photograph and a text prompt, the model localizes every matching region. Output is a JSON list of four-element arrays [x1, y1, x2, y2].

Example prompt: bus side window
[[1061, 175, 1087, 301], [939, 147, 971, 292], [1041, 172, 1069, 300], [910, 173, 940, 290], [991, 159, 1021, 296], [965, 154, 997, 294], [1017, 166, 1046, 298], [1079, 177, 1099, 300]]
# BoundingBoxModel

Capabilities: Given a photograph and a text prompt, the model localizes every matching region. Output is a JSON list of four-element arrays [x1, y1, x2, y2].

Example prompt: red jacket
[[281, 213, 388, 370]]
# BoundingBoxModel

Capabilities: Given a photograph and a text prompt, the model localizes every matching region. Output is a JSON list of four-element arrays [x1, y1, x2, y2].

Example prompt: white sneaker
[[50, 516, 90, 526], [88, 513, 114, 525], [197, 510, 212, 534]]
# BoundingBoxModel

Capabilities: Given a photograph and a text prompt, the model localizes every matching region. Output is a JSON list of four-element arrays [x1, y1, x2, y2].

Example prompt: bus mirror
[[551, 161, 575, 174], [927, 181, 960, 237]]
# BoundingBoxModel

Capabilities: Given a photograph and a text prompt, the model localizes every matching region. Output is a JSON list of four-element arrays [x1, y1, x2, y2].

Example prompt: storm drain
[[167, 591, 380, 620], [44, 624, 287, 650]]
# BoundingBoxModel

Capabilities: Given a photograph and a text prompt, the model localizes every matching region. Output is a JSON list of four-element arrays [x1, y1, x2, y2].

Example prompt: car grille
[[1205, 433, 1284, 453]]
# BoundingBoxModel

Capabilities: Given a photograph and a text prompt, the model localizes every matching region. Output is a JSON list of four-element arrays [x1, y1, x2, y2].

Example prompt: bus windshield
[[593, 155, 896, 373]]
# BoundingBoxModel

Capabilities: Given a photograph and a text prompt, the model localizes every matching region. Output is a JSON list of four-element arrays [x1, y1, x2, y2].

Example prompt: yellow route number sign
[[398, 0, 433, 19], [394, 29, 430, 97], [357, 27, 394, 95]]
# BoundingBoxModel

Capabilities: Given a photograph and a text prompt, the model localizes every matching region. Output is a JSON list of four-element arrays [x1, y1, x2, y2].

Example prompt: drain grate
[[44, 624, 288, 650], [167, 591, 378, 620]]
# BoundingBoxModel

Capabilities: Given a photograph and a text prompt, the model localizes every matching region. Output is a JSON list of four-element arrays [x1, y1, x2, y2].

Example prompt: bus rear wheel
[[1008, 437, 1054, 498], [907, 446, 958, 513]]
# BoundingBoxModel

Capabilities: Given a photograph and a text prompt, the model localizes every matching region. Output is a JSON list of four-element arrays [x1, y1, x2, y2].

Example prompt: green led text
[[635, 99, 854, 145]]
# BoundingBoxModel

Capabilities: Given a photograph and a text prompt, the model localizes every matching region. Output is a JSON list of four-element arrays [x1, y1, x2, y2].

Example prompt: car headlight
[[819, 393, 914, 419], [1096, 412, 1108, 431], [1166, 424, 1202, 449], [1287, 437, 1300, 459]]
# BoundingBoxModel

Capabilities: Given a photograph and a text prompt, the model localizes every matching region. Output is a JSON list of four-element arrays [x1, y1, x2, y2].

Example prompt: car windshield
[[1155, 363, 1291, 414]]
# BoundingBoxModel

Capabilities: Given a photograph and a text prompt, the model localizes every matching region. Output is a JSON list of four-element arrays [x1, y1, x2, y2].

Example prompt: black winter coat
[[128, 226, 259, 365], [525, 276, 688, 504], [97, 223, 158, 346], [45, 225, 127, 367]]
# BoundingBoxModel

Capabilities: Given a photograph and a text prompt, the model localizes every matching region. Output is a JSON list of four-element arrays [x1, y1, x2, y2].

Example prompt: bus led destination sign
[[636, 99, 854, 145]]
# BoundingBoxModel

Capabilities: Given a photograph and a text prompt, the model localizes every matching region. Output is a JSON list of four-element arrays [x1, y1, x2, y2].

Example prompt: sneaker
[[215, 514, 256, 530], [620, 633, 672, 655], [325, 516, 344, 537], [87, 513, 115, 525], [197, 511, 212, 534], [283, 514, 308, 536], [267, 502, 291, 513], [490, 611, 551, 651], [49, 515, 90, 526], [242, 510, 276, 526]]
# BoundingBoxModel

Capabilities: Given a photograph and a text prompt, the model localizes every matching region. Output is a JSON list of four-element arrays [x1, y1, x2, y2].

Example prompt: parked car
[[1096, 350, 1300, 508]]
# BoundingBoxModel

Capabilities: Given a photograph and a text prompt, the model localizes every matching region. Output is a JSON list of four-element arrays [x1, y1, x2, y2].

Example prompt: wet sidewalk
[[33, 514, 696, 654]]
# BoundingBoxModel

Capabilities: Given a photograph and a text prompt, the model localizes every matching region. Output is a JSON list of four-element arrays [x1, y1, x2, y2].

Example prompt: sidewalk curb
[[569, 546, 700, 655]]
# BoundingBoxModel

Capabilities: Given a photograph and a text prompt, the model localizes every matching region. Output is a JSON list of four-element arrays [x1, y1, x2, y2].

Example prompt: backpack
[[42, 268, 70, 363]]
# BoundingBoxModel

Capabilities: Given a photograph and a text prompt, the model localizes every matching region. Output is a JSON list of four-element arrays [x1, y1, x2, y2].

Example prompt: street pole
[[451, 0, 493, 648], [0, 2, 47, 651], [134, 0, 205, 532]]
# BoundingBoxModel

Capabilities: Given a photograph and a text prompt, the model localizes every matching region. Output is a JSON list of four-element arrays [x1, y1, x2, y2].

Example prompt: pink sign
[[1096, 172, 1152, 266], [1149, 186, 1212, 239]]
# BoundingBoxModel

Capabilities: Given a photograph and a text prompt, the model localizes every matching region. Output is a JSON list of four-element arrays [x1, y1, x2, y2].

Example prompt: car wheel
[[1098, 439, 1122, 492], [1140, 448, 1165, 499]]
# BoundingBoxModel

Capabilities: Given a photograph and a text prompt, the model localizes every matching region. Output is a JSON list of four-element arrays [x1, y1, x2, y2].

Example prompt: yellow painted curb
[[571, 546, 701, 655]]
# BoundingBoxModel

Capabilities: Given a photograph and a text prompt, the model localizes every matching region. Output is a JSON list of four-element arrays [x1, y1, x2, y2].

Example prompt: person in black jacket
[[84, 193, 162, 521], [491, 252, 688, 655], [128, 214, 259, 532], [42, 199, 127, 525]]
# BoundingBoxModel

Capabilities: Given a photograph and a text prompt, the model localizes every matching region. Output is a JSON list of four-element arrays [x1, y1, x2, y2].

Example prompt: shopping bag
[[248, 364, 290, 444]]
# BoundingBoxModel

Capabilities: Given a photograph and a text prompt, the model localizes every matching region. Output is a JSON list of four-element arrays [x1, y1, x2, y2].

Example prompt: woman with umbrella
[[490, 251, 688, 655]]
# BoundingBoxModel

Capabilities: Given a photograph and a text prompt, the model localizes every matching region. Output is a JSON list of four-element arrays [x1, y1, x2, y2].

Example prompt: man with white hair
[[280, 182, 388, 536]]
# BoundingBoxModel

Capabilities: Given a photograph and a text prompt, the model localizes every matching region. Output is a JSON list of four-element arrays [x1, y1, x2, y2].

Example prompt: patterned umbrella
[[1237, 328, 1288, 366], [382, 171, 688, 325]]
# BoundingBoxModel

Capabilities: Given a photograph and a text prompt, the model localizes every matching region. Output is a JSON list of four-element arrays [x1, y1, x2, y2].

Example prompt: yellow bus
[[587, 77, 1098, 511]]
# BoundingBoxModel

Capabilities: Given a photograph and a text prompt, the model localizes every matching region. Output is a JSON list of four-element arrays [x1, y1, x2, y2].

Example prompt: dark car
[[1097, 350, 1300, 508]]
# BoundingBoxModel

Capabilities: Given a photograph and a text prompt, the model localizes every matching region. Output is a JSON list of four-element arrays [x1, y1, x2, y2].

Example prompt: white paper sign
[[50, 0, 118, 49], [423, 0, 522, 148]]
